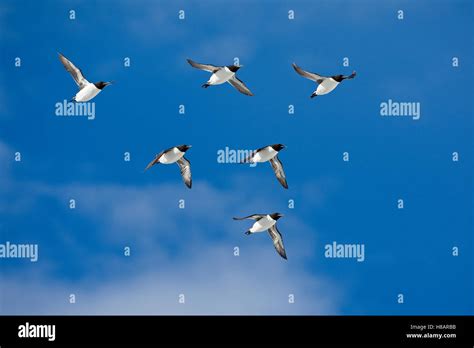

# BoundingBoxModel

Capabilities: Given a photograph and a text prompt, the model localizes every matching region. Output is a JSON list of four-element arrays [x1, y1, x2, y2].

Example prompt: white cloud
[[0, 138, 341, 314], [1, 242, 339, 315], [28, 177, 323, 263]]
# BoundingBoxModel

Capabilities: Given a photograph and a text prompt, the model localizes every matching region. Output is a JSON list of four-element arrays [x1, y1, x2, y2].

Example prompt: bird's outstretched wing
[[144, 151, 164, 172], [269, 155, 288, 189], [292, 63, 325, 84], [233, 214, 265, 221], [186, 59, 220, 72], [228, 76, 254, 96], [268, 224, 287, 260], [176, 157, 192, 189], [58, 53, 89, 89]]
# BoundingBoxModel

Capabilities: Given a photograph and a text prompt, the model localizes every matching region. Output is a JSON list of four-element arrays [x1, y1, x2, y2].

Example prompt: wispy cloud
[[1, 243, 339, 315], [0, 139, 340, 314]]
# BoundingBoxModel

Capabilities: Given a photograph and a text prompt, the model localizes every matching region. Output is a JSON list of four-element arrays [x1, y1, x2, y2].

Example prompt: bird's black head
[[177, 145, 192, 152], [270, 213, 283, 220], [271, 144, 286, 152], [227, 65, 241, 73], [332, 75, 344, 82], [94, 81, 113, 90]]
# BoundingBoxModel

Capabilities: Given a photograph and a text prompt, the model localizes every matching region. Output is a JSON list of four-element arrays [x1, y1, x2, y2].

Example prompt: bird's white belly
[[253, 147, 277, 163], [209, 69, 234, 85], [316, 79, 339, 95], [160, 150, 183, 164], [75, 84, 101, 102], [251, 216, 276, 233]]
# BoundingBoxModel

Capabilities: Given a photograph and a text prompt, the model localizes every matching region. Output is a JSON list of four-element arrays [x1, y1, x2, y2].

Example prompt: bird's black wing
[[144, 150, 164, 172], [269, 155, 288, 189], [187, 58, 220, 73], [228, 75, 254, 96], [233, 214, 265, 221], [176, 157, 192, 189], [268, 224, 287, 260], [292, 63, 325, 84], [58, 53, 89, 89]]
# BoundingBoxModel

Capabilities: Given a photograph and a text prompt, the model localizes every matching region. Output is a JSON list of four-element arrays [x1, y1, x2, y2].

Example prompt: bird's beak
[[106, 81, 114, 85]]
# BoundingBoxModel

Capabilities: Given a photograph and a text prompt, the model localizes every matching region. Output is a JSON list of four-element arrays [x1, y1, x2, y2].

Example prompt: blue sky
[[0, 0, 472, 314]]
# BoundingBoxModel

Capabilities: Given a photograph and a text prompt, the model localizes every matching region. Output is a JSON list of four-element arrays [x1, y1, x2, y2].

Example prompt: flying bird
[[187, 58, 253, 96], [292, 63, 356, 98], [58, 53, 113, 102], [242, 144, 288, 189], [144, 145, 192, 188], [233, 213, 287, 260]]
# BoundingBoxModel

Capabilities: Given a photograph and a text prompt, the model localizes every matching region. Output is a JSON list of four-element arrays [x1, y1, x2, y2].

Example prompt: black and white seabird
[[144, 145, 192, 188], [242, 144, 288, 189], [233, 213, 287, 260], [58, 53, 113, 102], [186, 58, 254, 96], [292, 63, 356, 98]]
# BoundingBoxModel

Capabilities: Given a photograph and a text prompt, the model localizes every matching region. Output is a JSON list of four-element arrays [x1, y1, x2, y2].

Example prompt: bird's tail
[[245, 231, 251, 235], [310, 93, 317, 99], [239, 151, 256, 164], [202, 83, 210, 88]]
